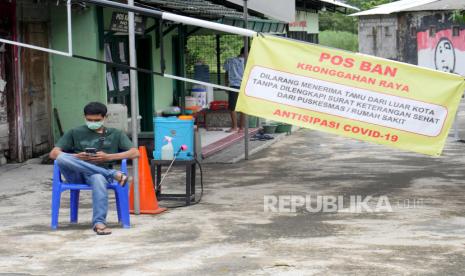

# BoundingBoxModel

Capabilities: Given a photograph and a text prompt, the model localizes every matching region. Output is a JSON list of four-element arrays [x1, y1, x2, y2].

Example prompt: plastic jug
[[161, 136, 174, 160], [153, 116, 194, 160]]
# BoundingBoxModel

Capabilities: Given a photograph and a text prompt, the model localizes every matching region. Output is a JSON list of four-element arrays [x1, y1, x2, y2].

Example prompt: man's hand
[[88, 151, 110, 163], [74, 152, 92, 161], [81, 148, 139, 163]]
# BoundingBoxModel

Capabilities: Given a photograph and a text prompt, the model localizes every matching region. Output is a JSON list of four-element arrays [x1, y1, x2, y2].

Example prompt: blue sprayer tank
[[153, 116, 194, 160]]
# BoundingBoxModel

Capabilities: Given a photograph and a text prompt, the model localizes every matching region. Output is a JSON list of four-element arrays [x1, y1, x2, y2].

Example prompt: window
[[429, 26, 436, 37], [453, 26, 460, 37], [410, 26, 417, 38], [384, 26, 392, 37]]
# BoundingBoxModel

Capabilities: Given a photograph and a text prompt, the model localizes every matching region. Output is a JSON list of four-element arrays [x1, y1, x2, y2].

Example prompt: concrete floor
[[199, 127, 230, 147], [2, 127, 465, 275]]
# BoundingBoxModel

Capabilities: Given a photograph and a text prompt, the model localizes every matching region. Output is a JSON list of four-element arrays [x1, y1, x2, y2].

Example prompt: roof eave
[[317, 0, 360, 12]]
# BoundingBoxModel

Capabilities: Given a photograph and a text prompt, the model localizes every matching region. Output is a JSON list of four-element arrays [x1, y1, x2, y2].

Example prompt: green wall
[[50, 7, 106, 141], [153, 31, 176, 114], [50, 7, 177, 141]]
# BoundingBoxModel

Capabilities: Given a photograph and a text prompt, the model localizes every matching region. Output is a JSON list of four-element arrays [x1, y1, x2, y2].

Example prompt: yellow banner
[[236, 35, 465, 156]]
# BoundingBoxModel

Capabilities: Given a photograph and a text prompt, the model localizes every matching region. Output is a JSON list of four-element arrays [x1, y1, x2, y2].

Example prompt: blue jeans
[[56, 153, 118, 227]]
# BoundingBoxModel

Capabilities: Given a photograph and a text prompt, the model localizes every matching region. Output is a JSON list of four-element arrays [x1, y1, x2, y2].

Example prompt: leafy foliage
[[348, 0, 395, 11], [451, 10, 465, 24], [186, 35, 244, 74], [319, 30, 358, 52], [186, 0, 398, 71], [320, 0, 396, 34], [319, 12, 358, 33]]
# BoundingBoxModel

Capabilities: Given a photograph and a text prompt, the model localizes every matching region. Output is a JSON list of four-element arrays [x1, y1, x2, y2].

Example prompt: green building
[[1, 0, 354, 163], [50, 2, 286, 139]]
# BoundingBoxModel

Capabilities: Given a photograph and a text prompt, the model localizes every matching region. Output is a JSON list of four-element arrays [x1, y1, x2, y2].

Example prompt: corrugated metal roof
[[318, 0, 359, 11], [139, 0, 287, 33], [223, 0, 359, 23], [224, 0, 296, 22], [352, 0, 465, 16], [405, 0, 465, 11], [140, 0, 262, 20]]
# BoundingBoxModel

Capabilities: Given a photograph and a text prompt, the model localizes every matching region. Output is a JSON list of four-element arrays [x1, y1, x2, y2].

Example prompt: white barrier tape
[[0, 0, 73, 57], [164, 73, 240, 93], [162, 12, 257, 38], [0, 38, 72, 57]]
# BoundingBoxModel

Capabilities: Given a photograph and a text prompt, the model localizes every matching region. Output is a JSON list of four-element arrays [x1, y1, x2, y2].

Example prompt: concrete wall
[[406, 11, 465, 76], [50, 6, 106, 141], [358, 15, 399, 60], [358, 11, 465, 73]]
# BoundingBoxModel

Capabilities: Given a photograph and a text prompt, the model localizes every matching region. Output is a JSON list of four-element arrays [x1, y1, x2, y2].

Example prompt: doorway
[[0, 1, 15, 163], [105, 35, 154, 132], [136, 36, 154, 131], [20, 22, 52, 159]]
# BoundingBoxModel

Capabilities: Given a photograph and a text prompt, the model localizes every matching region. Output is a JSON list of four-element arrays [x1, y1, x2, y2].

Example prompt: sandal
[[262, 134, 274, 140], [250, 134, 265, 141], [116, 172, 131, 187], [93, 224, 112, 235]]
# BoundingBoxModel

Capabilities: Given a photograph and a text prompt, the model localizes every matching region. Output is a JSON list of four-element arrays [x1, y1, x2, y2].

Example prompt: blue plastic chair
[[51, 159, 130, 229]]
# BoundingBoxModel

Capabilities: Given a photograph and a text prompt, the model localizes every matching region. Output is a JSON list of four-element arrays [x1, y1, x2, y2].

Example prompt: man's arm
[[90, 148, 139, 163], [50, 145, 138, 163], [224, 59, 229, 87], [90, 130, 139, 163], [49, 147, 62, 160], [50, 129, 83, 160], [49, 147, 91, 161]]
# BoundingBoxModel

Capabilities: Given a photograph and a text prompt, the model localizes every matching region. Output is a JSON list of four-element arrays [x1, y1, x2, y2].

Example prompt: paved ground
[[2, 127, 465, 275], [202, 132, 288, 164]]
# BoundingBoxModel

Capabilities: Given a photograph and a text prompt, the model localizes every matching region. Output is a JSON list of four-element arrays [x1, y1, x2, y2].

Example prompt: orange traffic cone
[[129, 146, 167, 214]]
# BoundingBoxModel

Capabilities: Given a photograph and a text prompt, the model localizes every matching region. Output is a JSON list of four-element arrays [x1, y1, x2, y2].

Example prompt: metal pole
[[216, 34, 221, 85], [243, 0, 249, 160], [66, 0, 73, 56], [128, 0, 140, 214]]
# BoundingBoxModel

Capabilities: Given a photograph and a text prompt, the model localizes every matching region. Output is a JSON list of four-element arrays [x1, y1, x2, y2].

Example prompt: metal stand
[[151, 159, 196, 206]]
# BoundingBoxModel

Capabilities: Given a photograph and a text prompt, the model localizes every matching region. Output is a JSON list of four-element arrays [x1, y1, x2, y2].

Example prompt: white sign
[[225, 0, 295, 22], [106, 72, 115, 91], [118, 71, 130, 91], [245, 66, 447, 137]]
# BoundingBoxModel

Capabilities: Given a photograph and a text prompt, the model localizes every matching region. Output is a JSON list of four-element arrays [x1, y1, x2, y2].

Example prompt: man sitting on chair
[[49, 102, 139, 235]]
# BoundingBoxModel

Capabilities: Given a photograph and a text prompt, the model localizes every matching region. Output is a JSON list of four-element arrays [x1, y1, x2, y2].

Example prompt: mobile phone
[[85, 148, 97, 155]]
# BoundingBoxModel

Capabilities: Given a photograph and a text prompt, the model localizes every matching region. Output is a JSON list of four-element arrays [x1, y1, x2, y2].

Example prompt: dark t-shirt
[[55, 125, 135, 167]]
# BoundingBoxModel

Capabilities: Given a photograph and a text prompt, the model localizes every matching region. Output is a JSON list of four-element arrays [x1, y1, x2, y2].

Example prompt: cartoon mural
[[417, 29, 465, 76]]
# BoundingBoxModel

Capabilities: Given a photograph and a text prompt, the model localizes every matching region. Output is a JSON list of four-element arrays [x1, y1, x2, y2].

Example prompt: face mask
[[86, 120, 104, 130]]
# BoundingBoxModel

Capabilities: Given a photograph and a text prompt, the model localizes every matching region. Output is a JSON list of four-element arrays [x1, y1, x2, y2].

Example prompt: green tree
[[186, 35, 244, 75], [319, 12, 358, 33], [451, 10, 465, 24], [319, 0, 398, 51], [347, 0, 396, 11], [319, 0, 397, 34]]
